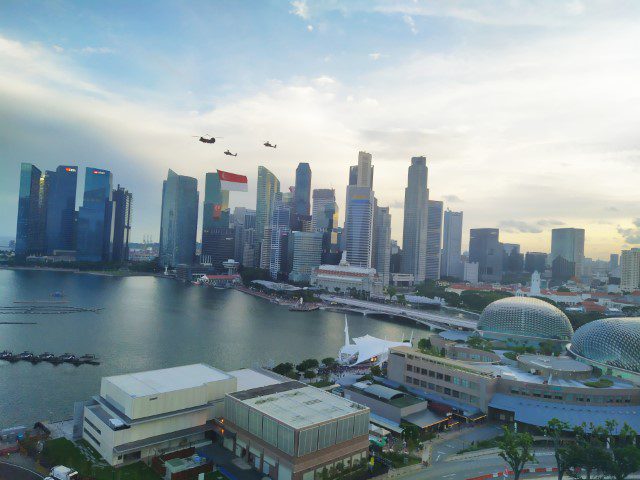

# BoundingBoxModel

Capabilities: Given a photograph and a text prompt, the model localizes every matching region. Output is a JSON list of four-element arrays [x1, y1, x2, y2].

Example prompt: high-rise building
[[525, 252, 547, 274], [348, 165, 358, 186], [372, 203, 391, 286], [469, 228, 502, 283], [620, 248, 640, 292], [15, 163, 43, 258], [111, 185, 132, 262], [441, 210, 463, 279], [77, 168, 114, 262], [35, 170, 52, 254], [502, 243, 524, 273], [609, 253, 620, 274], [315, 200, 340, 264], [312, 189, 336, 231], [356, 151, 374, 188], [345, 185, 374, 268], [550, 228, 585, 280], [201, 172, 232, 268], [401, 157, 429, 282], [290, 231, 323, 283], [45, 165, 78, 254], [159, 169, 199, 267], [426, 199, 443, 280], [255, 166, 280, 258], [269, 202, 291, 279], [293, 163, 312, 228]]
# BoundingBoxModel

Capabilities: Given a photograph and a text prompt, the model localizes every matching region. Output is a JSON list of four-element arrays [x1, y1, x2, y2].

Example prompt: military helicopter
[[224, 150, 238, 157], [263, 141, 277, 148], [193, 135, 221, 144]]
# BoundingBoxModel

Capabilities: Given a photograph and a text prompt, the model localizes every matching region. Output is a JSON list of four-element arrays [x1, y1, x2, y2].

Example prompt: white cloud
[[402, 14, 418, 34], [369, 53, 381, 61], [499, 220, 543, 234], [52, 45, 64, 53], [307, 24, 314, 32], [290, 0, 310, 20], [80, 46, 114, 54]]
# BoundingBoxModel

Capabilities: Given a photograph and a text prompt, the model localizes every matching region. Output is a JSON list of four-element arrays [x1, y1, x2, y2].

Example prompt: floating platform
[[0, 351, 100, 366]]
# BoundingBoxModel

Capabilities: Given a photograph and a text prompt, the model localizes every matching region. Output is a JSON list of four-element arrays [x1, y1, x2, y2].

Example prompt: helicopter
[[193, 135, 221, 144], [224, 150, 238, 157], [263, 141, 277, 148]]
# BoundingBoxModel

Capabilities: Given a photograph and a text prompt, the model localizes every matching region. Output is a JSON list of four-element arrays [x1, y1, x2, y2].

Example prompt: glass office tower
[[293, 163, 312, 228], [77, 167, 114, 262], [111, 185, 133, 262], [15, 163, 43, 258], [45, 165, 78, 254], [159, 169, 199, 267], [255, 166, 280, 261]]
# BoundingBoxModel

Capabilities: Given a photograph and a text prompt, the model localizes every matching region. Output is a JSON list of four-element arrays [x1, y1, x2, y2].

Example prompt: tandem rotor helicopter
[[192, 134, 279, 157]]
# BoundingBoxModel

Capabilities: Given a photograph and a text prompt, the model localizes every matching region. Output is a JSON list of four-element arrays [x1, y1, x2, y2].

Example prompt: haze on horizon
[[1, 0, 639, 260]]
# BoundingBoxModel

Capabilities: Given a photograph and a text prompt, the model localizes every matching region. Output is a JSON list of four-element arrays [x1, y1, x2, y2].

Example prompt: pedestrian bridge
[[319, 295, 478, 331]]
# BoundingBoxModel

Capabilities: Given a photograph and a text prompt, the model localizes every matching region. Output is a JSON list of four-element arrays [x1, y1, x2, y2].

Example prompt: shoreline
[[0, 265, 165, 278]]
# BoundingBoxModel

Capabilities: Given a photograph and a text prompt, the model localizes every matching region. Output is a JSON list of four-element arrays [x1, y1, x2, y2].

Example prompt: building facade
[[290, 231, 323, 283], [15, 163, 43, 258], [525, 252, 547, 274], [344, 186, 374, 268], [256, 166, 281, 256], [269, 203, 292, 279], [77, 168, 114, 262], [159, 169, 199, 267], [371, 204, 391, 286], [293, 163, 312, 229], [426, 200, 443, 280], [401, 157, 429, 282], [550, 228, 585, 279], [311, 252, 383, 296], [311, 189, 335, 232], [45, 165, 78, 254], [621, 248, 640, 292], [111, 185, 132, 263], [441, 210, 463, 279], [469, 228, 502, 283]]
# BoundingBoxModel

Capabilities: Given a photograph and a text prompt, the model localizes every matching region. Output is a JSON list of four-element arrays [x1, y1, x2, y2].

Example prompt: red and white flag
[[217, 170, 248, 192]]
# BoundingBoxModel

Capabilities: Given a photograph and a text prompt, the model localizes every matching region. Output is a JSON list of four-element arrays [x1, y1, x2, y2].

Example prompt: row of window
[[508, 388, 633, 404], [84, 428, 100, 447], [405, 376, 480, 405], [84, 417, 102, 436], [406, 364, 480, 391]]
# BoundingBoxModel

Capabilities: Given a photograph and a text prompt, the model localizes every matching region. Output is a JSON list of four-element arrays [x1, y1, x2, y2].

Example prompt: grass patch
[[310, 379, 334, 388], [42, 438, 161, 480], [503, 351, 518, 361], [584, 378, 613, 388], [204, 471, 228, 480], [457, 435, 503, 454]]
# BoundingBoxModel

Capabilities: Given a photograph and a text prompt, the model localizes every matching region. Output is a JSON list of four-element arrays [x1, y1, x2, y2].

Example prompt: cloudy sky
[[1, 0, 640, 258]]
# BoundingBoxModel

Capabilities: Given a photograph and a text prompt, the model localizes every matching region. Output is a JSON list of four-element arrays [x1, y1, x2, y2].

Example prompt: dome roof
[[478, 296, 574, 341], [569, 318, 640, 373]]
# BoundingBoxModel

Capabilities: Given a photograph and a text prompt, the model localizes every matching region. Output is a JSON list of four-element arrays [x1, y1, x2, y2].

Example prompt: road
[[319, 295, 478, 331], [0, 461, 43, 480], [429, 424, 504, 463]]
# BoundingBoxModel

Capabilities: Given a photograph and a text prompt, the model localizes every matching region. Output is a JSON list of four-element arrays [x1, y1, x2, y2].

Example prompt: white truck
[[45, 465, 79, 480]]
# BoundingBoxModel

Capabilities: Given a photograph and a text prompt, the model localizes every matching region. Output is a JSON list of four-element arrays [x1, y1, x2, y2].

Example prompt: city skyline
[[2, 1, 640, 258]]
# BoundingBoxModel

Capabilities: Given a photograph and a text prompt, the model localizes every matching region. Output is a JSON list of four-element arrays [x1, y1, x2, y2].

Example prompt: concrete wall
[[343, 389, 428, 424]]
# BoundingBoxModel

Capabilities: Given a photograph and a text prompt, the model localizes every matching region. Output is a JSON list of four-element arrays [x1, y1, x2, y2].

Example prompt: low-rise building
[[311, 252, 383, 296], [80, 364, 237, 466], [223, 381, 370, 480]]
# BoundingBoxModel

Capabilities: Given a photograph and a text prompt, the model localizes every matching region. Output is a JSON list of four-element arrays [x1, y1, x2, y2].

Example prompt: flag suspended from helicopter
[[217, 170, 248, 192]]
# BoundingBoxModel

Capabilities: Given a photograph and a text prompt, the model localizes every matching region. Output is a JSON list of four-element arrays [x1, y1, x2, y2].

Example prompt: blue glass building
[[15, 163, 43, 258], [159, 169, 199, 267], [45, 165, 78, 254], [76, 167, 114, 262], [293, 163, 312, 228], [111, 185, 133, 262]]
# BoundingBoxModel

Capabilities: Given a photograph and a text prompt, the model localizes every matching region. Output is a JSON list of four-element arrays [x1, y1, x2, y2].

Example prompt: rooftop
[[103, 363, 232, 398], [517, 354, 591, 373], [228, 368, 284, 391], [229, 382, 368, 429]]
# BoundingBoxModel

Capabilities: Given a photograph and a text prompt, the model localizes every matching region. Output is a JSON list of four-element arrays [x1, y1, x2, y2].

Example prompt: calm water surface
[[0, 269, 435, 428]]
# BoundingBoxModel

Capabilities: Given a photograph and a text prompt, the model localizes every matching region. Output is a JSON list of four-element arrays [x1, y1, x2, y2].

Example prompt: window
[[435, 385, 443, 393], [436, 373, 443, 380], [444, 388, 451, 395], [429, 371, 435, 378], [428, 383, 435, 390], [421, 368, 428, 375], [453, 377, 460, 385], [412, 378, 419, 385], [406, 365, 413, 371], [420, 380, 427, 387], [84, 428, 100, 446], [444, 375, 451, 382], [469, 395, 478, 404], [406, 376, 413, 383], [84, 418, 101, 435], [452, 390, 460, 398]]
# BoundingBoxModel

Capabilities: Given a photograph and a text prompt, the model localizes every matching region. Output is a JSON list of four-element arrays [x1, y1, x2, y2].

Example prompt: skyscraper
[[111, 185, 132, 262], [372, 203, 391, 286], [159, 169, 199, 267], [77, 167, 114, 262], [255, 166, 280, 258], [356, 151, 374, 188], [45, 165, 78, 254], [550, 228, 585, 280], [348, 165, 358, 186], [469, 228, 502, 282], [344, 153, 375, 268], [401, 157, 429, 282], [525, 252, 547, 273], [441, 209, 463, 278], [290, 231, 323, 283], [201, 172, 232, 268], [312, 189, 336, 231], [15, 163, 43, 258], [345, 186, 374, 268], [269, 202, 292, 279], [502, 243, 523, 273], [426, 199, 443, 280], [35, 171, 51, 254], [293, 163, 312, 227], [620, 248, 640, 292]]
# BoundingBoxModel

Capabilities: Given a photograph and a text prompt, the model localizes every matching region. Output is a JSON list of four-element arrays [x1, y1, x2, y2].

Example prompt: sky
[[1, 0, 640, 259]]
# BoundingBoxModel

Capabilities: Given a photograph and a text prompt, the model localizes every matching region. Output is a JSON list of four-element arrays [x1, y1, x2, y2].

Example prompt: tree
[[387, 286, 397, 298], [497, 426, 536, 480], [567, 423, 611, 480], [370, 365, 382, 377], [304, 369, 316, 379], [417, 338, 432, 352], [296, 358, 319, 372], [322, 357, 336, 367], [544, 418, 571, 480], [604, 423, 640, 480], [273, 362, 294, 376]]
